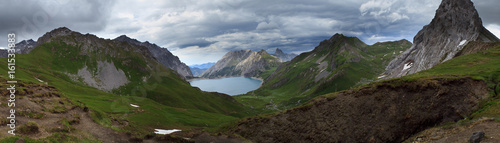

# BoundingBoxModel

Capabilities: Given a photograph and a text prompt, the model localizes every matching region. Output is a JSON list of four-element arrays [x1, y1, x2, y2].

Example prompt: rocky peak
[[37, 27, 74, 45], [275, 48, 284, 55], [272, 48, 297, 62], [14, 39, 37, 54], [383, 0, 499, 79]]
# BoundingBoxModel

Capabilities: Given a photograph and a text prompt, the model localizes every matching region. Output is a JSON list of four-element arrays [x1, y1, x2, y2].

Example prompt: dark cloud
[[0, 0, 115, 45], [0, 0, 498, 65], [473, 0, 500, 25]]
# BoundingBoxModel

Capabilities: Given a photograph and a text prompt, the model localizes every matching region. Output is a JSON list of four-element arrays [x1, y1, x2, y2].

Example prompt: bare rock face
[[73, 61, 130, 92], [383, 0, 499, 79], [114, 35, 193, 78], [200, 50, 281, 78]]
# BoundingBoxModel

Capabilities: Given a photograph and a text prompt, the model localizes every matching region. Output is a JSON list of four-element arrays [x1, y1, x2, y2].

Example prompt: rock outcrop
[[114, 35, 193, 78], [200, 50, 281, 78], [383, 0, 500, 79], [272, 48, 297, 62]]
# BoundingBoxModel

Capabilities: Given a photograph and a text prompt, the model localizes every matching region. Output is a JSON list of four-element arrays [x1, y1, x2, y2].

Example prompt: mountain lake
[[189, 77, 262, 96]]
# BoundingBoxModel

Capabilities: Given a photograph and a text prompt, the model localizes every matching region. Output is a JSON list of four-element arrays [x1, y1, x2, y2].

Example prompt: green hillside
[[219, 41, 500, 143], [0, 28, 247, 140], [235, 34, 412, 114]]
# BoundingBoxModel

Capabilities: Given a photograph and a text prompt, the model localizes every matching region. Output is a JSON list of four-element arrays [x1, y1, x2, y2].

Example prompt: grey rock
[[0, 39, 37, 57], [272, 48, 297, 62], [14, 39, 36, 54], [469, 131, 485, 143], [383, 0, 500, 79], [70, 61, 130, 92]]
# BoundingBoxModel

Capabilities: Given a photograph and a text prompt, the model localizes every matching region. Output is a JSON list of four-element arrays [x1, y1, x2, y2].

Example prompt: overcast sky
[[1, 0, 499, 65]]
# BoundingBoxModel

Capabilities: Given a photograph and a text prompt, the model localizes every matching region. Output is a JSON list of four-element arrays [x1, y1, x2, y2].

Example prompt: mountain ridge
[[114, 35, 193, 78], [200, 49, 281, 78]]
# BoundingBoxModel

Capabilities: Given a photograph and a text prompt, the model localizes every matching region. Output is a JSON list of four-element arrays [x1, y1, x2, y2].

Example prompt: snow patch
[[459, 40, 467, 46], [377, 75, 386, 79], [130, 104, 139, 107], [34, 77, 44, 83], [154, 129, 181, 135], [403, 62, 413, 71]]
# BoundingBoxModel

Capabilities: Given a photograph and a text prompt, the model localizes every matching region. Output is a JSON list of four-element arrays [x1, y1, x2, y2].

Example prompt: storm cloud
[[0, 0, 498, 65]]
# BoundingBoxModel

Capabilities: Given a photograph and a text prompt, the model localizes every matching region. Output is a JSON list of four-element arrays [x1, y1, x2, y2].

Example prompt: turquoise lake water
[[189, 77, 262, 96]]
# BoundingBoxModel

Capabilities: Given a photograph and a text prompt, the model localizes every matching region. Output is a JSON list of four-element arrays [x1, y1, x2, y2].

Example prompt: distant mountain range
[[200, 50, 281, 78], [189, 62, 215, 76], [0, 39, 37, 57]]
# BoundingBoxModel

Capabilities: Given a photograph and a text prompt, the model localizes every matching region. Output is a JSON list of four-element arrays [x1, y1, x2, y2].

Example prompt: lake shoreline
[[189, 76, 263, 83], [189, 77, 263, 96]]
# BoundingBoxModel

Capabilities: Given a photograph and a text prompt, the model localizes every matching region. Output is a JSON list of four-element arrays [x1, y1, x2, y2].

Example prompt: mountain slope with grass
[[234, 34, 411, 113], [0, 27, 246, 142], [114, 35, 193, 79], [200, 49, 281, 78], [224, 41, 500, 143]]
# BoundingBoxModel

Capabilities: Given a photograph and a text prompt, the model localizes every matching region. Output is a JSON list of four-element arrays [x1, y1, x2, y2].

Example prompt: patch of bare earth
[[227, 77, 489, 143], [406, 118, 500, 143]]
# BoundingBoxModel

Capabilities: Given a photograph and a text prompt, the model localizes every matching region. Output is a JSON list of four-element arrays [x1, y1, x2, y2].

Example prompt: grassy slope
[[235, 35, 411, 114], [219, 42, 500, 141], [0, 36, 247, 140]]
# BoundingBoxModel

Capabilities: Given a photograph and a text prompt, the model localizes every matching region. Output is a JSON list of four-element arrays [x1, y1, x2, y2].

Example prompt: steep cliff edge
[[383, 0, 499, 79]]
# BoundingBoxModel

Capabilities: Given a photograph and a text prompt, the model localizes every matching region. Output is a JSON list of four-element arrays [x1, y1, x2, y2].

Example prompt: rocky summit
[[272, 48, 297, 62], [383, 0, 500, 79]]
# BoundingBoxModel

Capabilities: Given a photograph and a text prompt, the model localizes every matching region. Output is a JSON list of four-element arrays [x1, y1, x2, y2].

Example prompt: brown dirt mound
[[227, 77, 489, 143]]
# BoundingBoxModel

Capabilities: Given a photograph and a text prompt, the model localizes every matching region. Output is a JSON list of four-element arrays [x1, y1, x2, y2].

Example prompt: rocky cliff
[[383, 0, 500, 79], [200, 50, 281, 78], [114, 35, 193, 78], [272, 48, 297, 62]]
